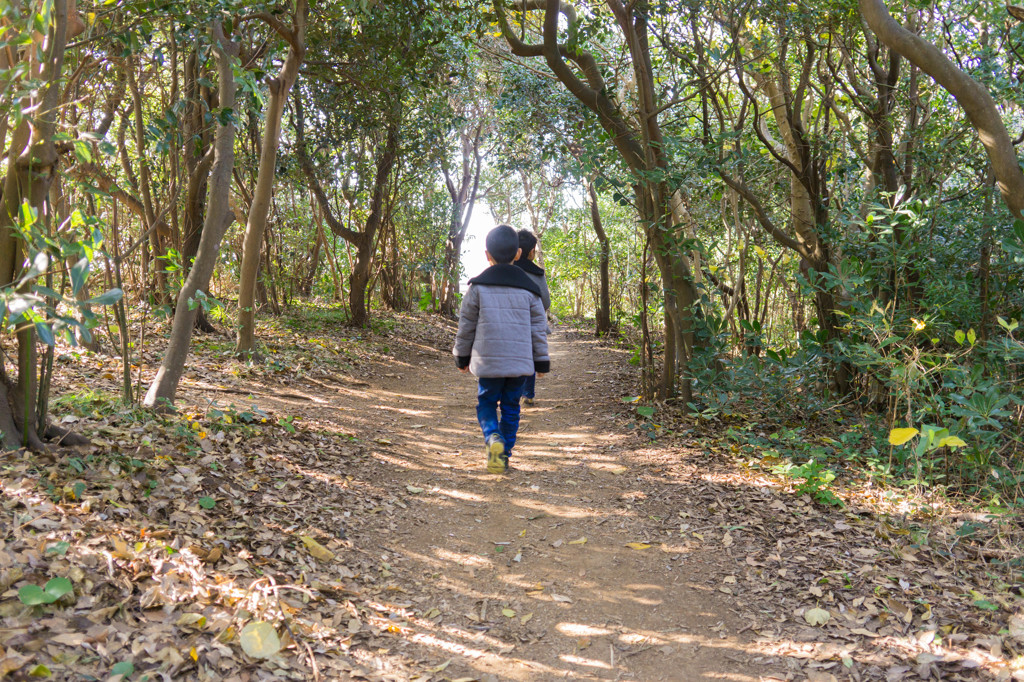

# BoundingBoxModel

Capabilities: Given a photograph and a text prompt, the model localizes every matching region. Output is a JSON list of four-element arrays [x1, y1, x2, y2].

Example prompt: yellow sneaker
[[486, 434, 507, 474]]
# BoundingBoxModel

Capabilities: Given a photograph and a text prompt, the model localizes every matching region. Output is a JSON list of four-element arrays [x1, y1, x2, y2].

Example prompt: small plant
[[773, 458, 843, 507], [278, 414, 298, 433], [18, 577, 73, 605], [887, 424, 967, 488]]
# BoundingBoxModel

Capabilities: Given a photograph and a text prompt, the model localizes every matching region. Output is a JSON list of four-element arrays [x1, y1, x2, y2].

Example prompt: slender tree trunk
[[587, 181, 612, 335], [127, 54, 170, 304], [349, 125, 399, 326], [144, 22, 239, 409], [235, 0, 307, 356]]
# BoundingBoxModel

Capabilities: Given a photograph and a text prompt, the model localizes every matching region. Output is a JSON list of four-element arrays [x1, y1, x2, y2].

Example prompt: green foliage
[[18, 577, 73, 606], [772, 458, 843, 507], [0, 206, 122, 348]]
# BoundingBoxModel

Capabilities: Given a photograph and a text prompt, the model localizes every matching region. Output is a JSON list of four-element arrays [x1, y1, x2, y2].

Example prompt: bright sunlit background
[[459, 203, 500, 293]]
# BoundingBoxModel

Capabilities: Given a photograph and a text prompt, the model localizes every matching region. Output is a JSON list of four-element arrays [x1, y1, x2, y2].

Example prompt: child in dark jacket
[[514, 229, 550, 405], [453, 225, 550, 474]]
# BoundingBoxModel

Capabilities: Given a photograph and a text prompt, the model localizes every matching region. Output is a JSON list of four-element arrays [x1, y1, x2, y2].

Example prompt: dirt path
[[298, 327, 782, 681], [7, 316, 1014, 680]]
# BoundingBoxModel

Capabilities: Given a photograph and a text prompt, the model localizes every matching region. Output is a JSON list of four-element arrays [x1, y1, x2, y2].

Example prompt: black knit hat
[[486, 224, 519, 264], [517, 229, 538, 256]]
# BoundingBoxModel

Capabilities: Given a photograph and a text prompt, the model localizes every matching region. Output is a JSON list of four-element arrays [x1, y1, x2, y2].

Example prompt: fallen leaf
[[502, 608, 516, 617], [176, 613, 207, 628], [569, 537, 587, 545], [299, 535, 334, 562], [429, 660, 451, 673], [804, 607, 831, 626], [551, 593, 572, 603], [405, 485, 424, 494], [240, 622, 280, 659], [520, 612, 533, 624], [609, 467, 628, 475], [626, 542, 651, 550]]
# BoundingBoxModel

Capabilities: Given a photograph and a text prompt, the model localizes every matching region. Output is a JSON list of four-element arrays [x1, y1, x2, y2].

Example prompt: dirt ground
[[2, 314, 1019, 681], [290, 325, 782, 681]]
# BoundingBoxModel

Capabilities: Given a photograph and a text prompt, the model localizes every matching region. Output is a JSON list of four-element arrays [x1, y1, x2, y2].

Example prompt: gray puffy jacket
[[453, 264, 550, 378]]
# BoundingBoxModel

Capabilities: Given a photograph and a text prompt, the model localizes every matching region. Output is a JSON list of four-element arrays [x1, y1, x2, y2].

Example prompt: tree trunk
[[439, 123, 483, 317], [144, 21, 239, 410], [127, 53, 170, 304], [860, 0, 1024, 219], [587, 181, 612, 335], [0, 0, 80, 448], [180, 44, 217, 334], [235, 0, 307, 357], [349, 124, 399, 327]]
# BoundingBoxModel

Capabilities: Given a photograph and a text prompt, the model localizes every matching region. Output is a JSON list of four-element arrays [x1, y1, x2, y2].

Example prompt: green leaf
[[72, 140, 93, 164], [1014, 219, 1024, 246], [636, 405, 655, 418], [18, 584, 52, 605], [967, 328, 976, 345], [45, 541, 70, 556], [198, 496, 216, 509], [34, 322, 55, 346], [70, 257, 89, 296], [88, 288, 124, 306], [974, 599, 1000, 611], [954, 329, 965, 346], [28, 664, 51, 677], [111, 660, 135, 676], [43, 577, 73, 600], [997, 316, 1019, 333]]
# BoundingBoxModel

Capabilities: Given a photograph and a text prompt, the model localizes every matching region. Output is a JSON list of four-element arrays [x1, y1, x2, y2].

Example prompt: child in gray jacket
[[453, 224, 550, 474]]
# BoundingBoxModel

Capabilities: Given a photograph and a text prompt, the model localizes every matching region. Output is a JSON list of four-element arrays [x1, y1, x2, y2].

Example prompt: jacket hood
[[514, 259, 545, 277], [468, 263, 542, 298]]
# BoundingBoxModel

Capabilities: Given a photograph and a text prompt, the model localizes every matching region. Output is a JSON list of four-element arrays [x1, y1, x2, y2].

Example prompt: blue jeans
[[477, 376, 527, 455], [523, 373, 536, 400]]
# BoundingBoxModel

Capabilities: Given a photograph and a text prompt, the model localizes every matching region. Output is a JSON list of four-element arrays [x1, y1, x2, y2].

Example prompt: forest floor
[[2, 310, 1023, 681]]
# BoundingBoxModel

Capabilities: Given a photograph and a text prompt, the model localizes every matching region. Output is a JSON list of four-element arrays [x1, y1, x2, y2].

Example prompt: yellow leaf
[[519, 529, 526, 537], [190, 647, 198, 662], [502, 608, 516, 618], [239, 622, 280, 659], [520, 612, 533, 624], [626, 542, 651, 550], [754, 245, 767, 258], [299, 535, 335, 562], [938, 436, 967, 448], [568, 537, 587, 545], [887, 427, 919, 446]]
